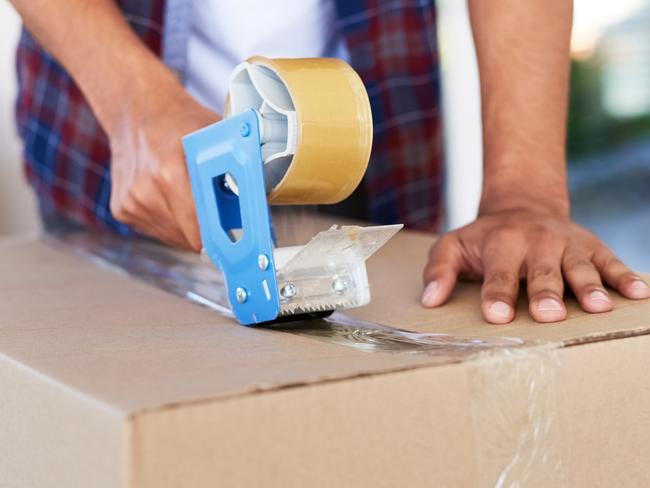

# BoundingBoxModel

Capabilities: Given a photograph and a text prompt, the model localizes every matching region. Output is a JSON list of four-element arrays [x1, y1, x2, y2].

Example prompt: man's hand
[[422, 209, 650, 324], [434, 0, 646, 323], [11, 0, 218, 250], [108, 81, 219, 250]]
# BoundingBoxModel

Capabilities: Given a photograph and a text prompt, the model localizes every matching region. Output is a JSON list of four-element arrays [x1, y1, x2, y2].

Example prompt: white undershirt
[[185, 0, 349, 114]]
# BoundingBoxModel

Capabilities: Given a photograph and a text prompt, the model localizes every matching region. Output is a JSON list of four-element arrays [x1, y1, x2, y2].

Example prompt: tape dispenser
[[183, 57, 401, 325]]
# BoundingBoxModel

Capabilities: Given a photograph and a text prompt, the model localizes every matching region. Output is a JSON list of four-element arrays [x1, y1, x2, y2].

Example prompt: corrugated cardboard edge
[[124, 325, 650, 416], [125, 328, 650, 488], [562, 323, 650, 346]]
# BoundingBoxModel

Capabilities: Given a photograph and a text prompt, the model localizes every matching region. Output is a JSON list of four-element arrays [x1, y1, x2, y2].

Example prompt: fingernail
[[537, 298, 563, 312], [589, 290, 611, 303], [421, 281, 439, 307], [629, 280, 650, 298], [489, 301, 512, 319]]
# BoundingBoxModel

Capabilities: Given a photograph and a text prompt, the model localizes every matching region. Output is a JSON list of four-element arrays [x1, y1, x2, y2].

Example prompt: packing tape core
[[225, 56, 373, 205]]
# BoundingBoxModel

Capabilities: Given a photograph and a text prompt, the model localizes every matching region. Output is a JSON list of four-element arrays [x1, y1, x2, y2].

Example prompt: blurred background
[[567, 0, 650, 272], [0, 1, 39, 237], [440, 0, 650, 272], [0, 1, 648, 270]]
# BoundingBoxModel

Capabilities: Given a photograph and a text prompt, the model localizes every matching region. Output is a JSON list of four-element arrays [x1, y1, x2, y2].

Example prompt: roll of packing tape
[[225, 56, 372, 205]]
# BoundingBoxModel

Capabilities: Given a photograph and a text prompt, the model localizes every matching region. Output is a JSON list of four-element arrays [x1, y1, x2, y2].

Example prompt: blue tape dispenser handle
[[183, 109, 281, 324]]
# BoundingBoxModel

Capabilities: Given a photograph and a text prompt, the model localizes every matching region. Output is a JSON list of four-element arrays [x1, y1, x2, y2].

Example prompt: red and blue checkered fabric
[[16, 0, 442, 233]]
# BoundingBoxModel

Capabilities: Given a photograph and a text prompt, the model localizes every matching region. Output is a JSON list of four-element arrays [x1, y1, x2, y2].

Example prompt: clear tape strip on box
[[44, 227, 529, 358], [470, 346, 566, 487], [44, 225, 565, 485]]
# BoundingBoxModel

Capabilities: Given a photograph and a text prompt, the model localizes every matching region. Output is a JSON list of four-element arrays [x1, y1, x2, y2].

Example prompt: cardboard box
[[1, 225, 650, 487]]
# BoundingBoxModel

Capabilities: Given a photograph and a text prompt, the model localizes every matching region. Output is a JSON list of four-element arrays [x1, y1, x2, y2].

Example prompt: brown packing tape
[[234, 56, 373, 205]]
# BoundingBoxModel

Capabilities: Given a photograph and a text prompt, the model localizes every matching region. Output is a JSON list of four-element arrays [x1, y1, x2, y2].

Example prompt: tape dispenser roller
[[183, 56, 401, 325]]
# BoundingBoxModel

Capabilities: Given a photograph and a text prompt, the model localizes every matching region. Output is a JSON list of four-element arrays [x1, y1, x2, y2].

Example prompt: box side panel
[[560, 333, 650, 485], [129, 366, 480, 488], [0, 356, 127, 488], [129, 334, 650, 488]]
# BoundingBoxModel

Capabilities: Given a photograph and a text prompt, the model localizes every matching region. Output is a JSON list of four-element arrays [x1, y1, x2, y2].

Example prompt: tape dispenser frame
[[183, 57, 401, 325]]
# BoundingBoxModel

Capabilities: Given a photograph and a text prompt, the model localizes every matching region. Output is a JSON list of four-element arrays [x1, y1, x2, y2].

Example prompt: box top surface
[[1, 223, 649, 415]]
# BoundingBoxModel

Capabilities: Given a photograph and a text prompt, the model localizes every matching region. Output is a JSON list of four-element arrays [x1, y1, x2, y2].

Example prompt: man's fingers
[[593, 250, 650, 300], [525, 242, 566, 323], [134, 178, 194, 249], [137, 200, 191, 250], [170, 193, 202, 252], [422, 234, 463, 308], [562, 249, 613, 314], [128, 195, 190, 249], [161, 165, 202, 252], [480, 232, 525, 324], [110, 166, 194, 249]]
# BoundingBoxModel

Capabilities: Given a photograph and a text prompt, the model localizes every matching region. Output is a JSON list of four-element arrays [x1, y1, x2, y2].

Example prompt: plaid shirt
[[16, 0, 442, 234]]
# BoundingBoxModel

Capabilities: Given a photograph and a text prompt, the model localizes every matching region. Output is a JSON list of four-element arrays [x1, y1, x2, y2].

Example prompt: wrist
[[87, 50, 186, 138], [479, 153, 571, 217], [479, 181, 570, 218], [105, 66, 186, 138]]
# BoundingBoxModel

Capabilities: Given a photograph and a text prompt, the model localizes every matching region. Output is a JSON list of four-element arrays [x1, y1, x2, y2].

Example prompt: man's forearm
[[467, 0, 573, 216], [10, 0, 180, 135]]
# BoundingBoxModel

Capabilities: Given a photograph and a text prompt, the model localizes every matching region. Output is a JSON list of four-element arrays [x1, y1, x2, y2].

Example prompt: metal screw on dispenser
[[235, 287, 248, 303], [240, 122, 251, 137], [280, 283, 297, 300], [332, 277, 348, 294], [257, 254, 269, 271]]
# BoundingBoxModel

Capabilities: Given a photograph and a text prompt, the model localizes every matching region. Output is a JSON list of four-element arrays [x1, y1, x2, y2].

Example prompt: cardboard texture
[[1, 226, 650, 487]]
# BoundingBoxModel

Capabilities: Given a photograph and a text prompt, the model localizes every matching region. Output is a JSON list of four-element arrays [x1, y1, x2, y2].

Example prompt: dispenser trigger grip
[[183, 109, 281, 324]]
